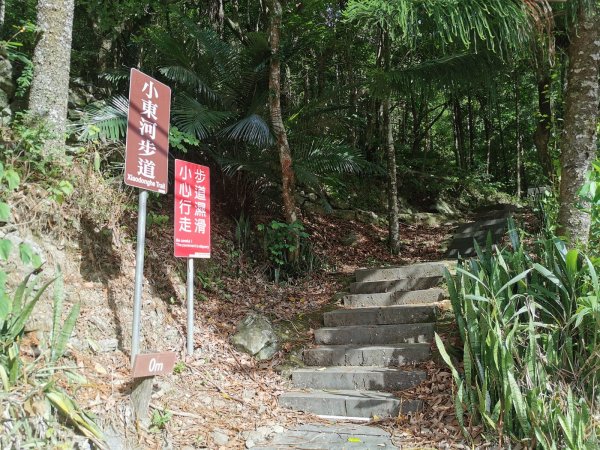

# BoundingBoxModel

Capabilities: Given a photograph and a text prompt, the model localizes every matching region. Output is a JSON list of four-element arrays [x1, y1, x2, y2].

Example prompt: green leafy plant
[[579, 160, 600, 257], [149, 408, 172, 432], [147, 212, 169, 228], [436, 220, 600, 448], [0, 268, 102, 446], [173, 361, 186, 374], [234, 212, 252, 254], [257, 220, 319, 282]]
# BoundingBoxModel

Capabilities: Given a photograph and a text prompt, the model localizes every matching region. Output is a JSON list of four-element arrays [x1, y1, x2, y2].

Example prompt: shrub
[[0, 267, 103, 447], [436, 220, 600, 448], [257, 220, 319, 282]]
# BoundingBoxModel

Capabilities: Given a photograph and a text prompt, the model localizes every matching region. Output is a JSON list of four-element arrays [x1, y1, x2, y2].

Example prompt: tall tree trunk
[[28, 0, 75, 156], [479, 96, 493, 176], [467, 93, 475, 168], [515, 73, 522, 199], [452, 96, 465, 169], [534, 72, 554, 180], [382, 31, 400, 255], [268, 0, 297, 224], [557, 7, 600, 244], [496, 97, 507, 181], [0, 0, 5, 32]]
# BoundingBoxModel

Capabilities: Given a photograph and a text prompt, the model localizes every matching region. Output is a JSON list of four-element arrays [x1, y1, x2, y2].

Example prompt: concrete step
[[343, 288, 446, 308], [279, 390, 422, 418], [452, 226, 506, 241], [324, 305, 436, 327], [349, 275, 442, 295], [314, 323, 434, 345], [304, 343, 431, 367], [253, 424, 398, 449], [291, 367, 426, 391], [454, 217, 508, 235], [355, 261, 450, 283]]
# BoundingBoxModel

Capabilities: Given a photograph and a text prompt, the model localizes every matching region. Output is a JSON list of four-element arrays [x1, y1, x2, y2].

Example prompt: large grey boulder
[[231, 313, 279, 360]]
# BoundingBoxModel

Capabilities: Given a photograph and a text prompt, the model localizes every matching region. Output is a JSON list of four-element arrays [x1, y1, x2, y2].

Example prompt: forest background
[[0, 0, 599, 449]]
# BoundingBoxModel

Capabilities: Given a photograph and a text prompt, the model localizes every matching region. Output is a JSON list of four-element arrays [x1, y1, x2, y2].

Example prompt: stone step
[[278, 390, 422, 418], [324, 305, 436, 327], [343, 288, 446, 308], [452, 226, 506, 241], [291, 367, 426, 391], [253, 424, 398, 449], [454, 217, 508, 235], [304, 343, 431, 367], [349, 275, 442, 295], [446, 234, 506, 258], [314, 323, 434, 346], [355, 261, 450, 283]]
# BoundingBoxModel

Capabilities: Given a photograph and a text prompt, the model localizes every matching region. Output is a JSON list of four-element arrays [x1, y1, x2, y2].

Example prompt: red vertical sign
[[174, 160, 211, 258], [124, 68, 171, 194]]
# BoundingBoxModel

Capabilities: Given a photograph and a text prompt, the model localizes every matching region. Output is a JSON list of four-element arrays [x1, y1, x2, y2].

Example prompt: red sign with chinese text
[[124, 69, 171, 194], [174, 160, 211, 258]]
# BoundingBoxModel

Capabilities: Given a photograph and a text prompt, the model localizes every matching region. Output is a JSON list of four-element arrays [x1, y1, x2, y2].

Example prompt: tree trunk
[[268, 0, 297, 224], [467, 93, 475, 168], [0, 0, 5, 32], [381, 31, 401, 255], [533, 73, 554, 180], [452, 96, 465, 169], [515, 73, 522, 199], [557, 7, 600, 244], [479, 96, 493, 176], [28, 0, 75, 156]]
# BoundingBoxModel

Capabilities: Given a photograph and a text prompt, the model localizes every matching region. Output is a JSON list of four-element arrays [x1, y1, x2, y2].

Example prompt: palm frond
[[171, 95, 231, 140], [74, 95, 128, 142], [212, 147, 279, 181], [346, 0, 531, 56], [219, 113, 274, 147], [368, 51, 498, 98], [159, 66, 219, 102]]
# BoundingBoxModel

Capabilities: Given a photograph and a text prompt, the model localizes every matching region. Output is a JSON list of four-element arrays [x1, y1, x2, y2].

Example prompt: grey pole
[[131, 190, 148, 365], [186, 257, 194, 355]]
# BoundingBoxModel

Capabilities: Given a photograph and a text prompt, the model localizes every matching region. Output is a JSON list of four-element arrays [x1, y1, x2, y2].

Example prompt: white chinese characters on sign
[[137, 84, 159, 179], [177, 164, 208, 237], [174, 160, 211, 258]]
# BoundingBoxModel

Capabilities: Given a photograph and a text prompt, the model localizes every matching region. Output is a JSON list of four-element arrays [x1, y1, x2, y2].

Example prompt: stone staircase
[[445, 206, 514, 258], [279, 261, 451, 419]]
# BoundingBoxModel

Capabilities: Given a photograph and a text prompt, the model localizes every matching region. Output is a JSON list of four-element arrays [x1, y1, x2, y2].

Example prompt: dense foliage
[[0, 0, 598, 447], [3, 0, 587, 218], [437, 221, 600, 448]]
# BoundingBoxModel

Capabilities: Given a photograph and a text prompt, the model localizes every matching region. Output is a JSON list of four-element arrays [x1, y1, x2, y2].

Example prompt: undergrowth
[[436, 220, 600, 448]]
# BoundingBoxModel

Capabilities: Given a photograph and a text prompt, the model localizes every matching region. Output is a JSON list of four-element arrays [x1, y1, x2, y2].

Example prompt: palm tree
[[76, 19, 368, 216]]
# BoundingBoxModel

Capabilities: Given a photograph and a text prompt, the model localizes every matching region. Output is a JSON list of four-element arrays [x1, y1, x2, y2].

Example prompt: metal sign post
[[174, 160, 211, 356], [124, 69, 171, 423], [131, 190, 148, 364], [186, 258, 194, 355]]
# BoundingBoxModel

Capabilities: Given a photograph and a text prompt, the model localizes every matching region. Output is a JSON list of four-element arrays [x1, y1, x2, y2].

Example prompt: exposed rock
[[340, 231, 359, 246], [399, 212, 444, 227], [230, 313, 279, 360], [356, 209, 379, 225], [435, 198, 459, 216], [211, 429, 230, 446], [332, 209, 356, 221], [243, 425, 280, 448]]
